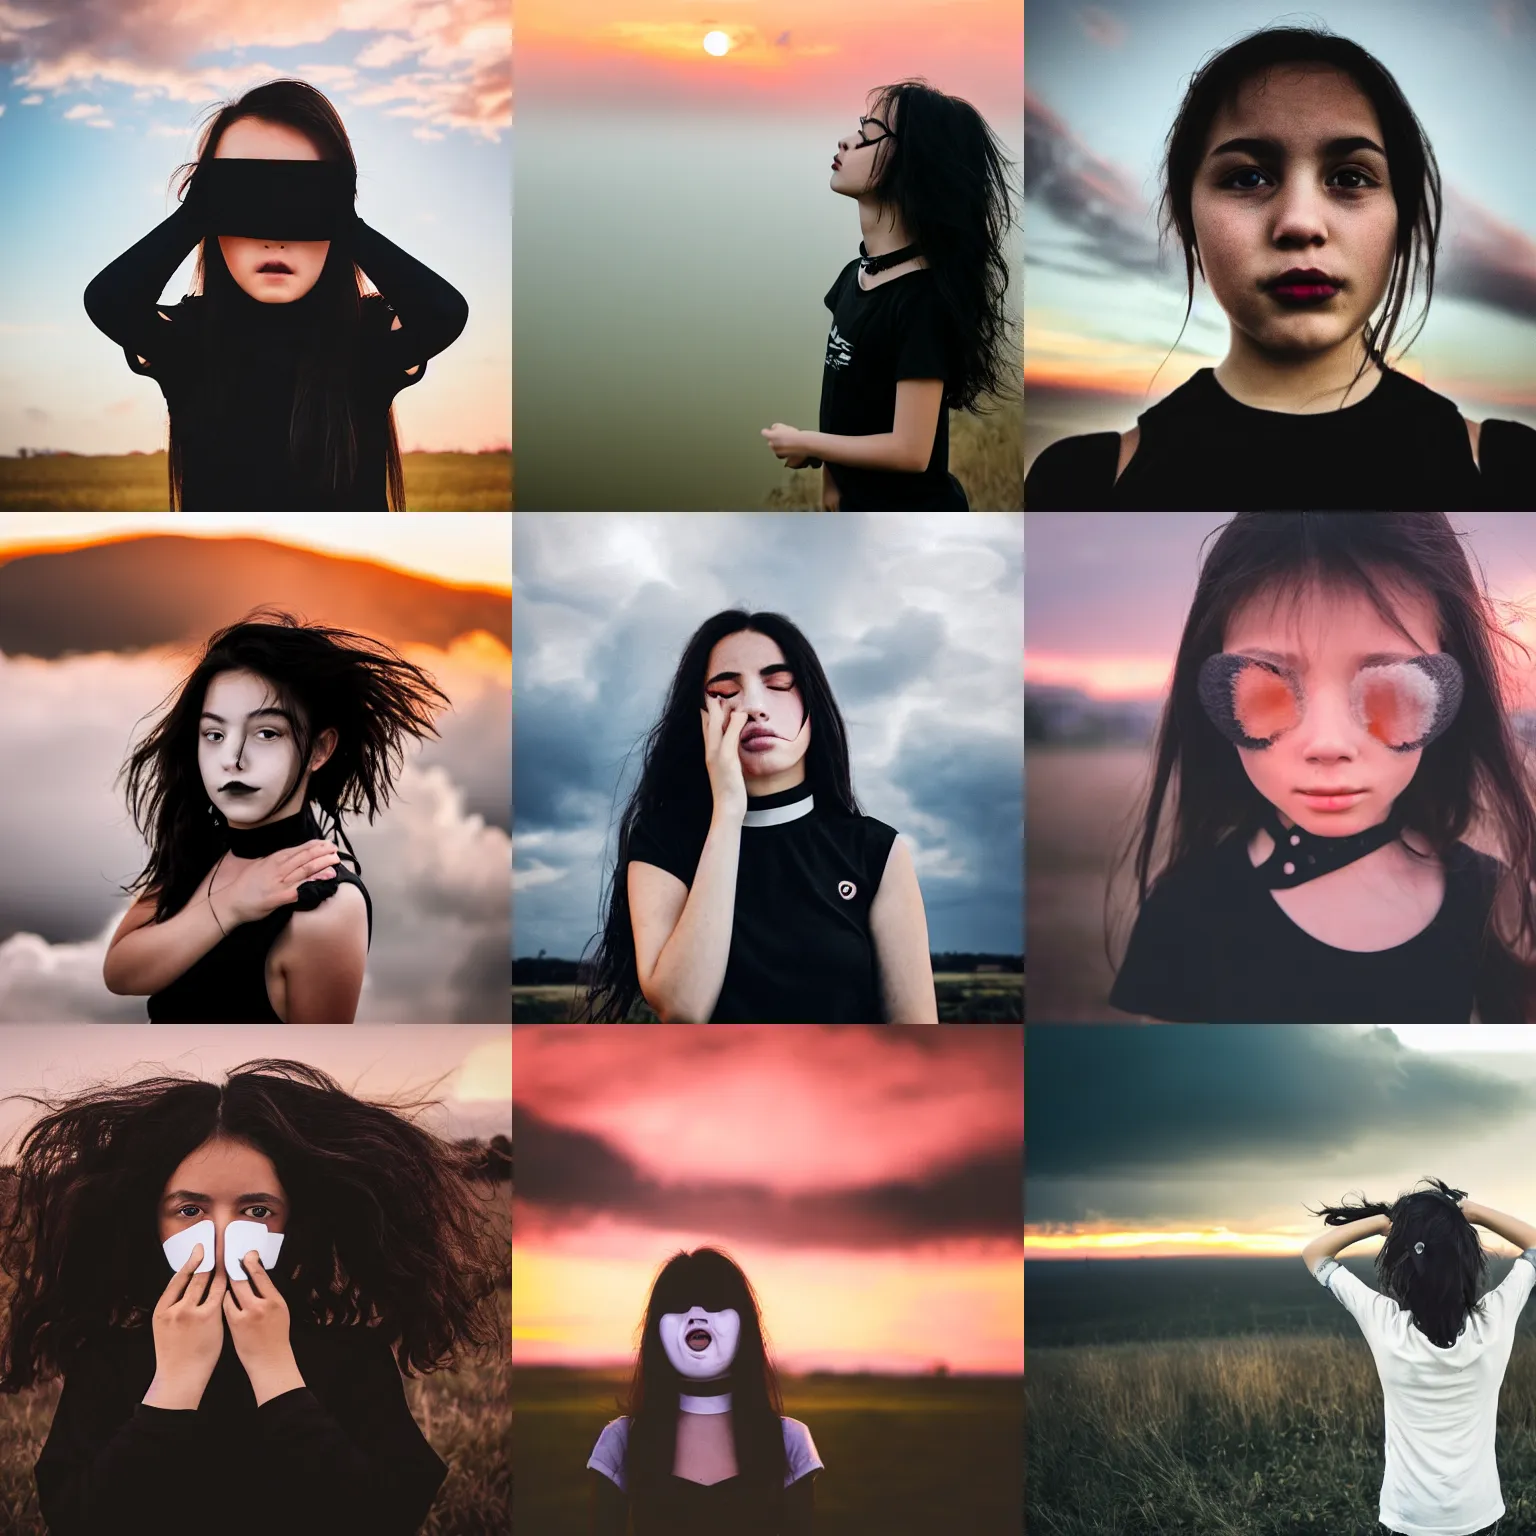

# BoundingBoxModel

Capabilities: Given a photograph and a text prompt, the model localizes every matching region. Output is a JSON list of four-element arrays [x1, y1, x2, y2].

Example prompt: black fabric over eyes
[[200, 158, 356, 240]]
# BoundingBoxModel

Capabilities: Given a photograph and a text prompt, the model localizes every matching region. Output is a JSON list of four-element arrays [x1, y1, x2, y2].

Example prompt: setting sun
[[702, 29, 730, 55]]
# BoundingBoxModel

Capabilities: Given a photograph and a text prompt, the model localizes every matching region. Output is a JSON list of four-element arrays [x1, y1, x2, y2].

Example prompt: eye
[[174, 1204, 200, 1218], [255, 729, 281, 740], [247, 1205, 273, 1220], [202, 731, 222, 743], [1219, 165, 1379, 192]]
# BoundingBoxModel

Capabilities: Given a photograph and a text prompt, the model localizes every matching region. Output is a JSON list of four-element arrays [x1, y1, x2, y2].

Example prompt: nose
[[1296, 684, 1359, 759], [1269, 175, 1332, 247]]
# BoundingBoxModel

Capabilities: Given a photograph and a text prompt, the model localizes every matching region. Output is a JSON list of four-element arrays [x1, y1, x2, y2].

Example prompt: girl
[[761, 81, 1019, 511], [83, 78, 469, 511], [577, 609, 937, 1023], [104, 609, 450, 1023], [0, 1057, 507, 1536], [587, 1248, 821, 1536], [1024, 27, 1536, 509], [1107, 513, 1536, 1023], [1302, 1179, 1536, 1536]]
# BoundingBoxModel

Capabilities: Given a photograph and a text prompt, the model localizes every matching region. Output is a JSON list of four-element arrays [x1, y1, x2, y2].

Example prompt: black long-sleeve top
[[82, 202, 468, 509], [34, 1318, 448, 1536]]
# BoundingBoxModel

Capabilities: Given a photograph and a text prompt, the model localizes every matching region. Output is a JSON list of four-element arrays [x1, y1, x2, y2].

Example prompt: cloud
[[1078, 6, 1127, 47], [21, 95, 43, 105], [413, 125, 445, 142], [63, 103, 106, 119], [1439, 186, 1536, 321], [356, 33, 421, 70]]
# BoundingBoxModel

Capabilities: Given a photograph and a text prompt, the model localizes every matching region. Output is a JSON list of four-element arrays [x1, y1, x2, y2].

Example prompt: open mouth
[[686, 1329, 712, 1351], [257, 262, 294, 275]]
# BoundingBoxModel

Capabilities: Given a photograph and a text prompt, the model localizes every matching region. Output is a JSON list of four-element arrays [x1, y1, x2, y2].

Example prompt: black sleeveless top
[[147, 807, 372, 1023], [1024, 366, 1536, 509]]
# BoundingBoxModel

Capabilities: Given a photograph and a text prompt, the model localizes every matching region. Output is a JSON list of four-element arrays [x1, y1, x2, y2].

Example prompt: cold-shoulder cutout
[[1116, 424, 1140, 484], [1466, 416, 1481, 470]]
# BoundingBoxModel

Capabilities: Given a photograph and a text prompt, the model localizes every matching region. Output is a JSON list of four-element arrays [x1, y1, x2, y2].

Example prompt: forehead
[[1224, 575, 1440, 656], [215, 116, 322, 161], [705, 629, 789, 673], [1205, 64, 1383, 153], [202, 667, 282, 713], [161, 1137, 284, 1195]]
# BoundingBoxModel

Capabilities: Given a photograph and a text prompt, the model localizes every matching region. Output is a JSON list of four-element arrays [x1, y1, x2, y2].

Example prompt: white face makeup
[[215, 116, 331, 303], [197, 666, 335, 830], [158, 1136, 290, 1282], [659, 1306, 741, 1379], [703, 630, 813, 795]]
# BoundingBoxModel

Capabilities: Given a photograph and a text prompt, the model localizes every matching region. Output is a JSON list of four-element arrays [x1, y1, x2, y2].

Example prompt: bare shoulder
[[287, 880, 369, 944], [1116, 425, 1140, 483], [1464, 415, 1482, 469]]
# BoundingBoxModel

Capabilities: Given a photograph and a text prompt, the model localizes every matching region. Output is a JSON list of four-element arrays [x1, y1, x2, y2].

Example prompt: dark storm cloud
[[833, 610, 950, 707], [516, 1102, 1022, 1249]]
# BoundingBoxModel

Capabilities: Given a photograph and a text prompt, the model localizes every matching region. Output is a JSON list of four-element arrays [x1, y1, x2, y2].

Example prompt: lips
[[832, 156, 842, 170], [740, 726, 775, 745], [221, 783, 258, 795], [1299, 787, 1364, 796], [257, 262, 293, 275], [1267, 268, 1341, 301], [686, 1328, 712, 1351]]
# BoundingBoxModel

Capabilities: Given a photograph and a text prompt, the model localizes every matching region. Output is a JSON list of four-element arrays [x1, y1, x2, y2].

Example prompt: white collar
[[742, 792, 814, 828], [679, 1391, 733, 1414]]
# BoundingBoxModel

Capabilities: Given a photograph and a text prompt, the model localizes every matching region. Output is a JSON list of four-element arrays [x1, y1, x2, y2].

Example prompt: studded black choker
[[1255, 801, 1404, 889], [225, 807, 315, 859], [858, 240, 920, 275]]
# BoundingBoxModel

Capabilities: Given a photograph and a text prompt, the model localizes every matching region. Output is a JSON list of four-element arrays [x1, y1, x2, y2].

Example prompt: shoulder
[[1024, 432, 1119, 508], [287, 877, 370, 948], [781, 1416, 824, 1481], [1477, 416, 1536, 496], [825, 258, 861, 307], [588, 1416, 631, 1489]]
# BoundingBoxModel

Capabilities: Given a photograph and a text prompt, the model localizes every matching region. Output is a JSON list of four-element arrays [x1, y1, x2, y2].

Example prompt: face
[[659, 1305, 742, 1379], [198, 667, 336, 830], [1190, 65, 1397, 365], [1219, 577, 1445, 836], [703, 630, 813, 791], [215, 116, 331, 303], [831, 95, 898, 197], [158, 1136, 288, 1281]]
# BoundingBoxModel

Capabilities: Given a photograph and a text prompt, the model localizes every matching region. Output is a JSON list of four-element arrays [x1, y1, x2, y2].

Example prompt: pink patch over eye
[[1358, 670, 1433, 749], [1232, 666, 1300, 741]]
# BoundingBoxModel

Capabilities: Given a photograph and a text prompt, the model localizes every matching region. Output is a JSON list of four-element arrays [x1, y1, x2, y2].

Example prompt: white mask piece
[[659, 1306, 741, 1380], [162, 1218, 284, 1283]]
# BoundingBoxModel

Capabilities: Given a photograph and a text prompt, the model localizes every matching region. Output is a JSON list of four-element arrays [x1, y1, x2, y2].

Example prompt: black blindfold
[[200, 158, 355, 241]]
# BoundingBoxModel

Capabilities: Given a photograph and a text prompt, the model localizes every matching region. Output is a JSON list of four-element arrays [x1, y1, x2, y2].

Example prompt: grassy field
[[0, 452, 513, 510], [515, 1366, 1023, 1535], [511, 973, 1021, 1023], [762, 394, 1023, 511]]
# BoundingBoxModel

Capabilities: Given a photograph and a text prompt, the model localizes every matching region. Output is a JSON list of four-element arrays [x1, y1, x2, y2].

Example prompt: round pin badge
[[838, 880, 856, 900]]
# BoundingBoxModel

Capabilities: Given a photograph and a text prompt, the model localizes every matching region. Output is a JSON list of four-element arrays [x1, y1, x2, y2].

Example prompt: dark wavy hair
[[616, 1248, 788, 1513], [0, 1058, 507, 1390], [1153, 27, 1442, 409], [862, 79, 1020, 411], [1108, 514, 1536, 1018], [118, 608, 450, 924], [1308, 1178, 1484, 1348], [577, 610, 862, 1022], [168, 78, 408, 509]]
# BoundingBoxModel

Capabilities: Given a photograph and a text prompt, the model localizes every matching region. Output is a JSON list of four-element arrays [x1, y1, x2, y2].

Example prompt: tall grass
[[1029, 1335, 1536, 1534]]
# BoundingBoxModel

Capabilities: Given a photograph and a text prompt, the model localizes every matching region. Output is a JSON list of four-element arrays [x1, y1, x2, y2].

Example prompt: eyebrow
[[1207, 135, 1387, 161], [199, 709, 294, 725], [706, 663, 794, 686], [164, 1189, 285, 1203], [1236, 647, 1423, 667]]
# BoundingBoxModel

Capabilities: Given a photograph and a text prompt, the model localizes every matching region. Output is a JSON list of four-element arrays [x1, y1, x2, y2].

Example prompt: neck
[[856, 197, 914, 260], [225, 804, 314, 859], [744, 761, 808, 799], [1215, 329, 1382, 414]]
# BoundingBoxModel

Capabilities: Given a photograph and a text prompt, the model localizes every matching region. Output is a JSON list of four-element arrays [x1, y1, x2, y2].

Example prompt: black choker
[[1255, 801, 1403, 889], [859, 240, 920, 275], [225, 807, 315, 859], [677, 1376, 731, 1396]]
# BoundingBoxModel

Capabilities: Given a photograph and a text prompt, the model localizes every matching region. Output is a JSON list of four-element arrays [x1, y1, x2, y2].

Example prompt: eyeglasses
[[856, 115, 897, 146]]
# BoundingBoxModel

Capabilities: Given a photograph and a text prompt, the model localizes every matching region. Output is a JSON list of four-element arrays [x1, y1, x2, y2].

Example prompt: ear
[[309, 726, 339, 773]]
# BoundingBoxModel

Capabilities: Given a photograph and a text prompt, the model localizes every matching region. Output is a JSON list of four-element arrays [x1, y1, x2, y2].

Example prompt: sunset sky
[[1026, 512, 1536, 710], [513, 1024, 1024, 1374], [0, 0, 509, 455], [1025, 0, 1536, 464], [1027, 1024, 1536, 1260]]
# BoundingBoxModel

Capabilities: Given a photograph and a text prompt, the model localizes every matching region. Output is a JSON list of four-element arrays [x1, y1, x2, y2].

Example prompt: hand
[[761, 423, 807, 462], [213, 840, 340, 926], [223, 1251, 301, 1403], [700, 694, 749, 824], [821, 464, 841, 511], [144, 1242, 227, 1409]]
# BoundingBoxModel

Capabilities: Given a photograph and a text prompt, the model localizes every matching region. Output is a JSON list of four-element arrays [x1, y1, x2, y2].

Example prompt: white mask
[[659, 1305, 741, 1379], [162, 1218, 285, 1284]]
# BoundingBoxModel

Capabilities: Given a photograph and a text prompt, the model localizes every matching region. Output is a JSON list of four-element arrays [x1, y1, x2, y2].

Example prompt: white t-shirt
[[587, 1415, 824, 1493], [1316, 1251, 1536, 1536]]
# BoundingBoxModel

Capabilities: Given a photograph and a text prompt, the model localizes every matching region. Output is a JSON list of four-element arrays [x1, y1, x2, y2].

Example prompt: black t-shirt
[[819, 258, 966, 510], [84, 206, 468, 509], [1108, 831, 1519, 1023], [1024, 366, 1536, 510], [35, 1318, 448, 1536], [629, 785, 899, 1022]]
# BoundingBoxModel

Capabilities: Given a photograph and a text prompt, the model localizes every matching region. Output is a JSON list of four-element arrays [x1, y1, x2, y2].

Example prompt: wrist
[[143, 1373, 205, 1411], [248, 1358, 306, 1407]]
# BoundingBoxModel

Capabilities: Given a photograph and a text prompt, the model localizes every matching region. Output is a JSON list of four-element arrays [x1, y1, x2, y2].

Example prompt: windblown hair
[[168, 78, 408, 509], [0, 1058, 507, 1391], [619, 1248, 788, 1511], [1308, 1178, 1484, 1348], [119, 608, 450, 924], [1153, 27, 1442, 409], [577, 610, 862, 1022], [1109, 513, 1536, 1018], [862, 79, 1020, 411]]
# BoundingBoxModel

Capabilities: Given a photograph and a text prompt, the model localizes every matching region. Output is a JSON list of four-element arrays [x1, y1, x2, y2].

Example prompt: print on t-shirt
[[825, 322, 853, 371]]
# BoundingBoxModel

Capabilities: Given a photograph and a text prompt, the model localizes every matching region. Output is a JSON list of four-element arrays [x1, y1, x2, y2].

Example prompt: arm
[[83, 200, 203, 365], [1462, 1200, 1536, 1254], [630, 811, 743, 1023], [783, 1472, 816, 1536], [1300, 1212, 1390, 1276], [102, 878, 228, 997], [868, 838, 938, 1023], [349, 217, 469, 375], [786, 379, 946, 474], [590, 1471, 629, 1536], [276, 882, 369, 1023]]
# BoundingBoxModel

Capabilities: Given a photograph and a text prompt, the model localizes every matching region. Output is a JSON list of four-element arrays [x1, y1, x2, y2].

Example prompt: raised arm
[[83, 200, 203, 365], [1461, 1200, 1536, 1254], [349, 218, 469, 373], [1300, 1212, 1390, 1276]]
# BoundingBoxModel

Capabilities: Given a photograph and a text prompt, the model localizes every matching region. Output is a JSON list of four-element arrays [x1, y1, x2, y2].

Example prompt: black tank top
[[1024, 366, 1536, 509], [147, 807, 372, 1023]]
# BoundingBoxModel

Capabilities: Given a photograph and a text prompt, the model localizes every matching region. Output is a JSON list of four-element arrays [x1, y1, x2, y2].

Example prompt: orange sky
[[1026, 1224, 1533, 1261]]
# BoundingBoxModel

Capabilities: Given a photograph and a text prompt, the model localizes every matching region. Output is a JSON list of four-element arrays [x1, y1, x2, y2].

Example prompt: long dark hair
[[0, 1058, 507, 1390], [1154, 27, 1442, 409], [578, 610, 863, 1022], [168, 78, 408, 509], [1308, 1178, 1484, 1348], [1109, 514, 1536, 1014], [620, 1248, 788, 1510], [863, 79, 1020, 411], [119, 608, 450, 923]]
